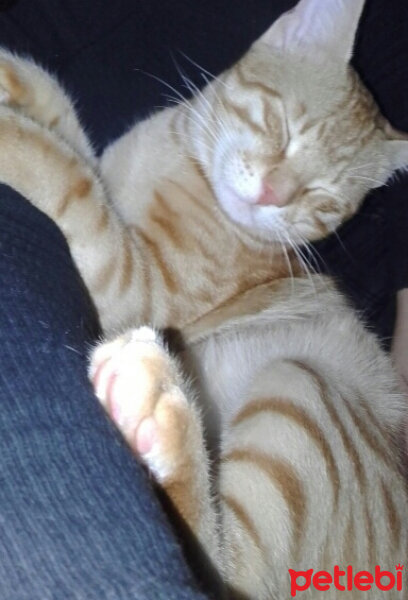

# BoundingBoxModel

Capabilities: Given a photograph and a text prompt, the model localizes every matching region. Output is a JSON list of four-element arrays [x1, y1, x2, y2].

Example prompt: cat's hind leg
[[218, 358, 340, 600], [89, 326, 221, 564], [0, 49, 94, 162]]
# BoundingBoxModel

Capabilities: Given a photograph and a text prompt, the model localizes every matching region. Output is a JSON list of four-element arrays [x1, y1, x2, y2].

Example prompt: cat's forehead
[[234, 45, 354, 113], [225, 45, 383, 155]]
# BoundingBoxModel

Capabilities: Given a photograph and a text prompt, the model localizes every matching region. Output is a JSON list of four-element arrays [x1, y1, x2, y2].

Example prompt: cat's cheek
[[215, 182, 254, 227]]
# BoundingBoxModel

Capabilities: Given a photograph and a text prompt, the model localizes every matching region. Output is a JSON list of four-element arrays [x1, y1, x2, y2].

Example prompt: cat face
[[192, 0, 408, 245]]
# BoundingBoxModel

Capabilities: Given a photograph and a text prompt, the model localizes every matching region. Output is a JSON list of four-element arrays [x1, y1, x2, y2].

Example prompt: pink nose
[[256, 181, 284, 207]]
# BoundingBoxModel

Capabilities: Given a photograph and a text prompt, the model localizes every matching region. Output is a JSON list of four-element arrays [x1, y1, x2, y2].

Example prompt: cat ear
[[260, 0, 365, 62], [384, 124, 408, 173], [385, 141, 408, 173]]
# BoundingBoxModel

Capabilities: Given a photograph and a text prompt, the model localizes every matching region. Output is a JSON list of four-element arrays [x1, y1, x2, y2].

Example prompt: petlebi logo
[[289, 565, 404, 597]]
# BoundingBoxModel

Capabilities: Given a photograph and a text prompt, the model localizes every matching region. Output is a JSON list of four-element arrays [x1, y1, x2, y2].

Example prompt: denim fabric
[[0, 185, 208, 599]]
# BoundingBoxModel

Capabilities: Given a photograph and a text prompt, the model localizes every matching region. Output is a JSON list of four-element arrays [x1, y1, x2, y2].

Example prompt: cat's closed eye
[[304, 186, 328, 195]]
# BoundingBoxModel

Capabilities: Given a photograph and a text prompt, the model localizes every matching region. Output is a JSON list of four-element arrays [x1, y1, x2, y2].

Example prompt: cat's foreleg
[[0, 104, 150, 333], [89, 326, 221, 565], [0, 49, 95, 163]]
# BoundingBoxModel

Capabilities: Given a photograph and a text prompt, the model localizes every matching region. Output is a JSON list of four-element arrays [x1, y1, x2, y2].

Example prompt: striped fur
[[0, 0, 407, 597]]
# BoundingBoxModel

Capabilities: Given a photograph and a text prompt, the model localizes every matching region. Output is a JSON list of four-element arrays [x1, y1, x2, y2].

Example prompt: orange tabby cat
[[0, 0, 407, 597]]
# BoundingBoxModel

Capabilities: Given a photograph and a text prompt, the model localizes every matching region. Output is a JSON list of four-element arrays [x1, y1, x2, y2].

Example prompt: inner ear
[[259, 0, 365, 63], [384, 122, 408, 142], [386, 140, 408, 173], [383, 123, 408, 172]]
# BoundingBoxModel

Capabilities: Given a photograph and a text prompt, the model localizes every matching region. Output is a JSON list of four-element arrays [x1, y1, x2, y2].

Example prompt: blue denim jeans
[[0, 185, 208, 600]]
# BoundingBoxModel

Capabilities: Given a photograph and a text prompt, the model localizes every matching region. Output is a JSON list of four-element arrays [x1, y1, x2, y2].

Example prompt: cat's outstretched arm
[[0, 102, 154, 333], [0, 52, 190, 333], [0, 52, 153, 332]]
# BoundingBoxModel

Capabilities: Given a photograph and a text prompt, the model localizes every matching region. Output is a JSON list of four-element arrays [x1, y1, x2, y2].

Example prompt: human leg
[[0, 185, 208, 600]]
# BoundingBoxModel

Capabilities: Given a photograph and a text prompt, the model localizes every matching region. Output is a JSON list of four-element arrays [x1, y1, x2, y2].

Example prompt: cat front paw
[[89, 327, 193, 482], [0, 51, 68, 131]]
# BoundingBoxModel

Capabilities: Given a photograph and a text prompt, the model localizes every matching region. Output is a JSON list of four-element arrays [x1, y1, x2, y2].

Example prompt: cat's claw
[[89, 326, 192, 482]]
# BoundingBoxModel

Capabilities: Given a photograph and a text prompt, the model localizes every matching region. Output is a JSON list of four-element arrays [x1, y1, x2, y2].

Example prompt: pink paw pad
[[89, 327, 190, 482], [135, 417, 158, 455]]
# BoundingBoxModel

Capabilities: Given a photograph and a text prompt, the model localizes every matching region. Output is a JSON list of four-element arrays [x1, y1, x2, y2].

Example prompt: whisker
[[181, 106, 220, 144], [302, 243, 325, 273], [292, 228, 329, 273], [330, 230, 356, 263], [348, 174, 387, 187], [276, 228, 295, 296], [284, 232, 318, 295], [176, 68, 237, 149], [135, 68, 188, 105], [346, 162, 381, 172], [177, 50, 233, 90]]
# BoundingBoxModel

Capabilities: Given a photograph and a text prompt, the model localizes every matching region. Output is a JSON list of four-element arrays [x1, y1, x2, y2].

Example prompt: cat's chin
[[214, 182, 287, 243]]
